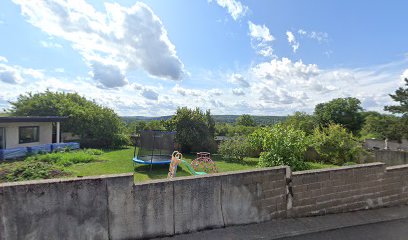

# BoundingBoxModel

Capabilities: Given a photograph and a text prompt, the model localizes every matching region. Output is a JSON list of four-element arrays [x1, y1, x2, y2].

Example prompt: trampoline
[[133, 130, 176, 165]]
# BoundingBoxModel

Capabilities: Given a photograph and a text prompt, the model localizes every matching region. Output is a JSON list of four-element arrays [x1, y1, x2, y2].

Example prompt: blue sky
[[0, 0, 407, 116]]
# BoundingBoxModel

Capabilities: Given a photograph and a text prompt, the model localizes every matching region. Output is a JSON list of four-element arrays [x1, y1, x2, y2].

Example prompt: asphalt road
[[281, 218, 408, 240], [157, 206, 408, 240]]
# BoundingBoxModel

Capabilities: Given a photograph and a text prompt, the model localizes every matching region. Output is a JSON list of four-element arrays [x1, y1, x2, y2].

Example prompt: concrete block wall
[[0, 167, 288, 240], [0, 175, 122, 240], [373, 150, 408, 166], [1, 163, 408, 239], [289, 163, 386, 217], [382, 164, 408, 206], [112, 167, 288, 239]]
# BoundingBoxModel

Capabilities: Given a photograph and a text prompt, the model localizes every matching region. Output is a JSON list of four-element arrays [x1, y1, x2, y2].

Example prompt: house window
[[19, 126, 39, 144]]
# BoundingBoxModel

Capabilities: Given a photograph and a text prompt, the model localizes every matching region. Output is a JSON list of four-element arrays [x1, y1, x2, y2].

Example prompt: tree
[[249, 124, 309, 171], [311, 124, 365, 165], [314, 97, 364, 133], [384, 78, 408, 116], [235, 114, 256, 127], [283, 111, 318, 135], [167, 107, 216, 153], [9, 91, 129, 148], [360, 112, 403, 140], [218, 136, 253, 162]]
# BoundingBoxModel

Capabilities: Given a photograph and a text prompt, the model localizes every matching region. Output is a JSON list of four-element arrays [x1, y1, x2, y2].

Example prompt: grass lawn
[[65, 147, 259, 182], [1, 147, 339, 183]]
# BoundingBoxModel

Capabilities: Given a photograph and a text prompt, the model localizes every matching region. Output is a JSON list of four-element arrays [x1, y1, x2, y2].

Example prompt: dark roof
[[0, 116, 68, 123]]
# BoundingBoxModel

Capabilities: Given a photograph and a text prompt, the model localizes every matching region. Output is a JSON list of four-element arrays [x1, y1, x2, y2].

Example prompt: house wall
[[0, 122, 53, 149]]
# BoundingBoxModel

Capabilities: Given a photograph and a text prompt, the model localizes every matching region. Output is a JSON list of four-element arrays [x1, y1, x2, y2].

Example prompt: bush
[[219, 136, 253, 162], [83, 148, 104, 155], [311, 124, 365, 165], [111, 133, 131, 148], [25, 149, 99, 167], [249, 124, 309, 171], [0, 161, 66, 182]]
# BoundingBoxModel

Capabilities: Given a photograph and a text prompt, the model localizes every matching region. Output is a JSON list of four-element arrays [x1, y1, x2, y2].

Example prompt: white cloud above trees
[[13, 0, 186, 88]]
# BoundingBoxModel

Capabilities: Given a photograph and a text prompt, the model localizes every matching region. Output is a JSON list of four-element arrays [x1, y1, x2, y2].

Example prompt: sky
[[0, 0, 407, 116]]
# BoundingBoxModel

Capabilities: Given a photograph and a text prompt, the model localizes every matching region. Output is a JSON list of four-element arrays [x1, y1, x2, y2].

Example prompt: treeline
[[6, 78, 407, 161], [122, 115, 286, 125]]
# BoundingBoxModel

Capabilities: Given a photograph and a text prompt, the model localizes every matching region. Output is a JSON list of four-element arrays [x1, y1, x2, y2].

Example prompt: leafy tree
[[314, 97, 364, 133], [215, 123, 257, 137], [283, 111, 318, 135], [236, 114, 257, 127], [360, 112, 403, 140], [311, 124, 365, 165], [249, 124, 309, 171], [166, 107, 216, 153], [384, 78, 408, 138], [9, 91, 129, 148], [218, 136, 253, 162], [384, 78, 408, 116], [126, 121, 147, 134]]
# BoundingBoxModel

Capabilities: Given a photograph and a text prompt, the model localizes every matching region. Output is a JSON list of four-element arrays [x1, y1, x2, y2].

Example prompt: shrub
[[249, 124, 309, 171], [111, 133, 131, 148], [311, 123, 365, 165], [83, 148, 104, 155], [219, 136, 253, 162], [0, 161, 66, 182], [25, 149, 98, 167]]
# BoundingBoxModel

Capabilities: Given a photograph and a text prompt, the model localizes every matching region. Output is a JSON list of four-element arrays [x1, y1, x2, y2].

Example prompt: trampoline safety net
[[136, 130, 176, 163]]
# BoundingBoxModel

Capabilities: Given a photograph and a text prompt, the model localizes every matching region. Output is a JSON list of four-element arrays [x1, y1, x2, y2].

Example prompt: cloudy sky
[[0, 0, 407, 116]]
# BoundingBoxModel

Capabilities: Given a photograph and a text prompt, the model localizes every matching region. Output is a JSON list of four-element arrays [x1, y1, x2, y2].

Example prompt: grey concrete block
[[0, 178, 109, 240], [105, 173, 135, 240], [129, 179, 174, 239], [221, 169, 287, 226], [173, 175, 224, 234]]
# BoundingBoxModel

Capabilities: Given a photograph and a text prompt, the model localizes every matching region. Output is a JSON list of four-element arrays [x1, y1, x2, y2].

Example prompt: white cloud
[[232, 88, 245, 96], [0, 56, 8, 62], [258, 87, 298, 104], [141, 88, 159, 101], [228, 73, 250, 88], [286, 31, 299, 53], [91, 61, 127, 88], [40, 41, 63, 48], [401, 69, 408, 80], [0, 61, 43, 85], [172, 84, 201, 96], [248, 21, 275, 57], [248, 21, 274, 42], [0, 65, 23, 84], [209, 88, 223, 96], [298, 29, 329, 43], [211, 0, 248, 21], [252, 58, 320, 85], [13, 0, 186, 88]]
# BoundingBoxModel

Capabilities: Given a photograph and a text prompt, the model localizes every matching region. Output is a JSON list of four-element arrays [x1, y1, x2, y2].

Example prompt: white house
[[0, 116, 67, 150]]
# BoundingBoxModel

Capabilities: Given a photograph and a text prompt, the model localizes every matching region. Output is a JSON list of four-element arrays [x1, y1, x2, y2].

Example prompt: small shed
[[0, 116, 72, 160]]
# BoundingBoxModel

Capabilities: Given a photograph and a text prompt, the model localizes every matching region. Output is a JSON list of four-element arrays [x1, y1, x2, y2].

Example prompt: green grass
[[305, 161, 338, 170], [1, 147, 342, 183], [66, 147, 258, 182]]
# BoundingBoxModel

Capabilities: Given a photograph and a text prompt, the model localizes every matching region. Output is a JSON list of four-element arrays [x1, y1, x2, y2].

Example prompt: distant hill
[[213, 115, 287, 125], [121, 115, 287, 125], [121, 115, 172, 123]]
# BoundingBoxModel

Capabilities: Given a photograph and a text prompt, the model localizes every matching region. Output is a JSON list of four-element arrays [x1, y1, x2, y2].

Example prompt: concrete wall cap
[[0, 172, 134, 187], [134, 166, 289, 186], [386, 164, 408, 171], [292, 162, 385, 176]]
